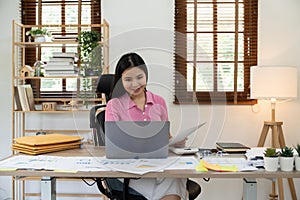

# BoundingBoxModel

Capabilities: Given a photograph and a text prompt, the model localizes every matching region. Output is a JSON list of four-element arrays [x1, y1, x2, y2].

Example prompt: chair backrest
[[89, 74, 115, 146], [96, 74, 115, 102]]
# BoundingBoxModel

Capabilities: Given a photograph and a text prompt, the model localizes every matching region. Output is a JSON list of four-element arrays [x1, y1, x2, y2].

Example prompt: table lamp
[[250, 65, 298, 200], [250, 66, 297, 122]]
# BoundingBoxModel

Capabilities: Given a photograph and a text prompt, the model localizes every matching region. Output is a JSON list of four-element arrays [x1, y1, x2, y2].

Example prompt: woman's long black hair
[[111, 53, 148, 98]]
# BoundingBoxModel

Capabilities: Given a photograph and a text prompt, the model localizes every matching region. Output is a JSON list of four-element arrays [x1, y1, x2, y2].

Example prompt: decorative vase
[[264, 157, 279, 172], [295, 156, 300, 171], [279, 157, 294, 171]]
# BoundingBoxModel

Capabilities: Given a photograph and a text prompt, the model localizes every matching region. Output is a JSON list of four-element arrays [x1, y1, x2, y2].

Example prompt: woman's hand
[[169, 137, 187, 148]]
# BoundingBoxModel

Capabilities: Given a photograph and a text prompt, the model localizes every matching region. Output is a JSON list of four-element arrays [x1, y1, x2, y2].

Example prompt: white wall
[[0, 0, 19, 198], [103, 0, 300, 199], [1, 0, 300, 199]]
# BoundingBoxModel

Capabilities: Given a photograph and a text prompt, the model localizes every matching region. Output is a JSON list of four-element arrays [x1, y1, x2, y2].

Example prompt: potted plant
[[264, 148, 279, 171], [294, 143, 300, 171], [279, 146, 294, 171], [26, 27, 51, 42], [78, 30, 103, 76], [80, 77, 96, 109]]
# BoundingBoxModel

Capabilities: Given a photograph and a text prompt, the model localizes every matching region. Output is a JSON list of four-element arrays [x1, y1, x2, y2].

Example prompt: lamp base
[[258, 121, 284, 148], [257, 121, 297, 200]]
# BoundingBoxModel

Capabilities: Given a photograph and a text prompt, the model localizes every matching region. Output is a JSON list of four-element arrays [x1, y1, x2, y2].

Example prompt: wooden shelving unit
[[11, 20, 110, 200]]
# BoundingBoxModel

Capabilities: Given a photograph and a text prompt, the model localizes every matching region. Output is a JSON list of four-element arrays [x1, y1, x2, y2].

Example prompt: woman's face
[[121, 67, 147, 97]]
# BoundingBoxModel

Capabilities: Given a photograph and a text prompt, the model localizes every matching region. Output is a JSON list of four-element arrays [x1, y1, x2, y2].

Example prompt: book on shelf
[[15, 84, 34, 111], [49, 57, 75, 62], [45, 67, 79, 75], [51, 35, 78, 42], [52, 52, 78, 58], [45, 64, 76, 71], [44, 72, 79, 77], [25, 85, 35, 111], [14, 86, 22, 111], [16, 85, 29, 111], [47, 61, 74, 66], [46, 69, 78, 72], [216, 142, 250, 153], [52, 35, 78, 40], [45, 67, 77, 71]]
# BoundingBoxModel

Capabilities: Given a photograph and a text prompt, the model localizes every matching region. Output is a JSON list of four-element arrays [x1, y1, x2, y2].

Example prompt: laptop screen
[[105, 121, 170, 159]]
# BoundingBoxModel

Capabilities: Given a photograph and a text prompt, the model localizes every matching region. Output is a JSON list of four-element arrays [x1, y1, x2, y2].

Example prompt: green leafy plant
[[26, 27, 51, 37], [264, 148, 279, 157], [80, 77, 96, 108], [78, 30, 102, 76], [293, 143, 300, 156], [280, 146, 294, 157], [78, 30, 102, 107]]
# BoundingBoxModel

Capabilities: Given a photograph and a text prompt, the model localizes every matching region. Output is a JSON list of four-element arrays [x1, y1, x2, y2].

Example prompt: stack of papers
[[12, 134, 82, 155]]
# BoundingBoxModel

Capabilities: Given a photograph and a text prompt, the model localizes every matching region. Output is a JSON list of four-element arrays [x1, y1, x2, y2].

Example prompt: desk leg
[[41, 176, 56, 200], [243, 178, 257, 200]]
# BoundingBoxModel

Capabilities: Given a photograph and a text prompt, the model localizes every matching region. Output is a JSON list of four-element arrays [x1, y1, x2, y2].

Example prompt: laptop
[[105, 121, 170, 159]]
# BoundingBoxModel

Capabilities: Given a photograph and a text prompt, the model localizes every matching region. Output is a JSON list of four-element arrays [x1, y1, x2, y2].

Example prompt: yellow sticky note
[[219, 165, 238, 172], [200, 160, 238, 172], [200, 160, 221, 171], [195, 160, 208, 172], [195, 165, 208, 172]]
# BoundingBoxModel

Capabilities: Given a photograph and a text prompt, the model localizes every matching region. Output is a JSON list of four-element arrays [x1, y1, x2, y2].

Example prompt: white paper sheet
[[0, 155, 199, 175], [100, 157, 179, 175], [169, 122, 206, 145], [165, 156, 199, 170]]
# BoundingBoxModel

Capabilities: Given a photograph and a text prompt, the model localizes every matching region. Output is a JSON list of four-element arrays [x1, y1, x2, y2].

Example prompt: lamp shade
[[250, 66, 298, 99]]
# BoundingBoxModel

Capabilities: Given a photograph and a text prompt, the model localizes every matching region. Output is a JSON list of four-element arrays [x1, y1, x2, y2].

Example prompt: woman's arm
[[105, 99, 120, 121], [155, 93, 187, 148]]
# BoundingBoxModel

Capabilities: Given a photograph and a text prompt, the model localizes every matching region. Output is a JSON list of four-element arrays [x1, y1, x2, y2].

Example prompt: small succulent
[[280, 146, 294, 157], [293, 143, 300, 156], [264, 148, 279, 157]]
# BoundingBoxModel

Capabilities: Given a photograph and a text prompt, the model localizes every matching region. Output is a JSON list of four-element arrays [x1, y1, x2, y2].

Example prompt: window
[[20, 0, 101, 103], [174, 0, 258, 104]]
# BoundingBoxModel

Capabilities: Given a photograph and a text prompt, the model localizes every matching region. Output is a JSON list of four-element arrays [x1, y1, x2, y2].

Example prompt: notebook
[[105, 121, 170, 159], [216, 142, 250, 153]]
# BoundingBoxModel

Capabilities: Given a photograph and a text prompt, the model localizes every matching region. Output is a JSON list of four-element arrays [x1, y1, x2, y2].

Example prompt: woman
[[105, 52, 187, 200]]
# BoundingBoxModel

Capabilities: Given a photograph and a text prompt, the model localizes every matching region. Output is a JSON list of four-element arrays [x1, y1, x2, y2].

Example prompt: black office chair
[[90, 74, 201, 200]]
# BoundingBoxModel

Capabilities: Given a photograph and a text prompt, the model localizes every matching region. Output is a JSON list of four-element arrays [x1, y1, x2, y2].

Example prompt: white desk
[[1, 144, 299, 200]]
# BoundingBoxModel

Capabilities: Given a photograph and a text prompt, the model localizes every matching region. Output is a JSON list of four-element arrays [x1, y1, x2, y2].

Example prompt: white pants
[[128, 178, 187, 200]]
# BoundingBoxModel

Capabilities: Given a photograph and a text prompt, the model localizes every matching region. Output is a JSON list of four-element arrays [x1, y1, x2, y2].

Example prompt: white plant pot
[[264, 157, 279, 172], [295, 156, 300, 171], [280, 157, 294, 171], [34, 35, 46, 42]]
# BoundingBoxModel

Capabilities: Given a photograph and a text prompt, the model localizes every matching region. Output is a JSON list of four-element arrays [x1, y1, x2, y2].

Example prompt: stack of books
[[216, 142, 250, 153], [51, 35, 78, 42], [12, 134, 82, 155], [44, 52, 79, 76]]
